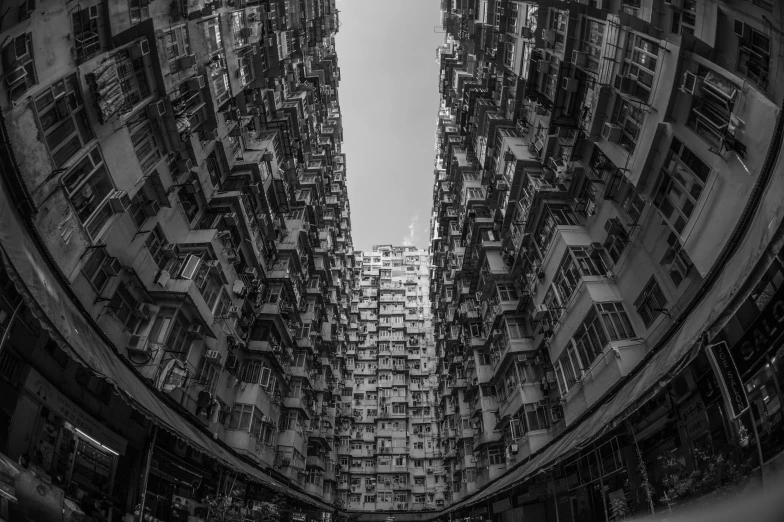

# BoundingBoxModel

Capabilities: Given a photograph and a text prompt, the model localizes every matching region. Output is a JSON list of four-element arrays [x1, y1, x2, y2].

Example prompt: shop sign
[[679, 395, 709, 439], [548, 478, 568, 494], [24, 368, 127, 454], [517, 492, 534, 504], [730, 282, 784, 376], [292, 512, 306, 521], [492, 498, 510, 513], [528, 483, 548, 497], [707, 342, 749, 419]]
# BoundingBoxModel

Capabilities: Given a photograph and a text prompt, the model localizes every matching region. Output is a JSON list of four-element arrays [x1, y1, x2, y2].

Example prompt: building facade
[[334, 246, 443, 513], [429, 1, 784, 521], [0, 0, 353, 521]]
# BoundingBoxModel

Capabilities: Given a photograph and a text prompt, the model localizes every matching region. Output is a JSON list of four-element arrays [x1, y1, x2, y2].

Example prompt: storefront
[[720, 251, 784, 465], [142, 430, 221, 522], [3, 367, 132, 521]]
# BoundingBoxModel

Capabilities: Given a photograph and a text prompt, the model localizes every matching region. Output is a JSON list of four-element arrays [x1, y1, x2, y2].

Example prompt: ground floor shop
[[0, 261, 330, 522]]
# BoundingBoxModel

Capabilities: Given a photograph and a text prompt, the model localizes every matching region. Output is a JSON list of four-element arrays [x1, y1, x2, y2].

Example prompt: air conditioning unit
[[187, 323, 206, 339], [601, 122, 623, 143], [239, 27, 254, 38], [161, 244, 179, 259], [228, 306, 240, 316], [244, 267, 258, 278], [126, 335, 150, 356], [131, 39, 150, 58], [224, 212, 239, 226], [178, 54, 197, 69], [605, 217, 624, 236], [587, 242, 603, 256], [521, 27, 534, 39], [109, 191, 132, 213], [188, 75, 206, 90], [516, 355, 527, 363], [204, 350, 222, 365], [102, 256, 123, 276], [532, 304, 548, 322], [509, 443, 519, 455], [133, 303, 151, 320], [562, 78, 579, 92], [142, 200, 161, 218], [571, 51, 587, 67], [154, 269, 170, 286], [176, 158, 193, 174]]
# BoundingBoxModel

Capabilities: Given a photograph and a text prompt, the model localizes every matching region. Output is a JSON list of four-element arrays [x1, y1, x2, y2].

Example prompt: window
[[597, 302, 635, 340], [197, 355, 220, 394], [653, 137, 711, 237], [128, 111, 162, 174], [523, 403, 549, 432], [145, 227, 169, 269], [555, 345, 582, 396], [2, 33, 37, 100], [161, 25, 191, 74], [114, 48, 151, 108], [670, 0, 696, 36], [618, 34, 659, 103], [571, 304, 634, 371], [82, 248, 116, 293], [579, 19, 605, 73], [635, 277, 667, 328], [496, 283, 517, 302], [129, 0, 150, 24], [534, 204, 579, 256], [610, 97, 644, 152], [61, 147, 117, 238], [164, 312, 193, 361], [108, 283, 139, 331], [661, 232, 693, 287], [229, 404, 255, 431], [35, 74, 93, 168]]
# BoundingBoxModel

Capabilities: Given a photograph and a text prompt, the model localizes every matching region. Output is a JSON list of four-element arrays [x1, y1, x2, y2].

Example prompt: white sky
[[334, 0, 445, 252]]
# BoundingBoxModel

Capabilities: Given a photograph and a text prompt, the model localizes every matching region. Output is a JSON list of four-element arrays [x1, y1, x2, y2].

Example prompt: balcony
[[498, 382, 544, 422], [562, 339, 647, 425], [306, 455, 326, 470]]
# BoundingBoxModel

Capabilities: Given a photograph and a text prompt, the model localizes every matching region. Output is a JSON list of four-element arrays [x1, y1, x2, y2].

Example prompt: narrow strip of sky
[[335, 0, 444, 252]]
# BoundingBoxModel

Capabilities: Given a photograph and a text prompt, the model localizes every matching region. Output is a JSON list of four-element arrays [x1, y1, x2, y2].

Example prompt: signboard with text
[[24, 368, 127, 454], [707, 341, 750, 419]]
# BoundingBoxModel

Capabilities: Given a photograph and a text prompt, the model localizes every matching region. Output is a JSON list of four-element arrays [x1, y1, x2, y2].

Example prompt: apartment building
[[430, 1, 784, 521], [0, 1, 354, 521], [334, 246, 444, 513]]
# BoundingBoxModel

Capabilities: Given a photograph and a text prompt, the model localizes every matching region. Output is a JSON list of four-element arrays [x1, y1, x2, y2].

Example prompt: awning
[[0, 183, 332, 512], [437, 105, 784, 518]]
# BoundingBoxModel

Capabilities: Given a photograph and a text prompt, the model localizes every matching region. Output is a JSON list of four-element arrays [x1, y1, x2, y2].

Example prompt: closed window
[[61, 147, 114, 238], [3, 33, 37, 100], [197, 355, 219, 394], [654, 137, 711, 237], [35, 74, 93, 168], [128, 112, 162, 174], [635, 277, 667, 327], [108, 283, 139, 330], [661, 232, 693, 286], [129, 0, 150, 25], [82, 248, 114, 293], [145, 226, 168, 269], [611, 97, 644, 152]]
